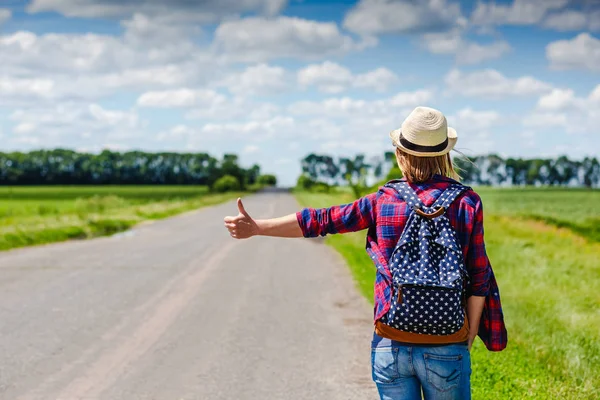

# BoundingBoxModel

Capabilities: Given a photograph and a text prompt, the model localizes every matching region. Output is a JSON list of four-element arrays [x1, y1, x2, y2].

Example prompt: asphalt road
[[0, 192, 378, 400]]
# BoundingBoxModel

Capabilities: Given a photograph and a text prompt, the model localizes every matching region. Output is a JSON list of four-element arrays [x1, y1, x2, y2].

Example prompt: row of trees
[[300, 152, 600, 189], [0, 149, 276, 189], [300, 153, 385, 197], [454, 155, 600, 187]]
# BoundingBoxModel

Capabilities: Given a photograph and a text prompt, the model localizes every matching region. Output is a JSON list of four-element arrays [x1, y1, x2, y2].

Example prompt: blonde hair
[[395, 148, 460, 183]]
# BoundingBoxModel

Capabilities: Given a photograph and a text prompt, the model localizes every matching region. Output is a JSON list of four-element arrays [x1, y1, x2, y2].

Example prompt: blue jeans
[[371, 341, 471, 400]]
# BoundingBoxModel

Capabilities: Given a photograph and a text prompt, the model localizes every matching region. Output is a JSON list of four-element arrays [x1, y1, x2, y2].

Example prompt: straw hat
[[389, 106, 457, 157]]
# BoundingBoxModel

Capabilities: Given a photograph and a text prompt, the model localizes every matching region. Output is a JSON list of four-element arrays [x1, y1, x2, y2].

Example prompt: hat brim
[[389, 127, 457, 157]]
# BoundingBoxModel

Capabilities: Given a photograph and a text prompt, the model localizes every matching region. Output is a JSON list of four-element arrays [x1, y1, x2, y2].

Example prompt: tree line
[[454, 154, 599, 187], [0, 149, 276, 189], [299, 152, 600, 190]]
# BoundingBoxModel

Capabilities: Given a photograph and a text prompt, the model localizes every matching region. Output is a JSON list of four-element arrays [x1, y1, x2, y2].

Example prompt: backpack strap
[[384, 181, 424, 210], [431, 184, 471, 211]]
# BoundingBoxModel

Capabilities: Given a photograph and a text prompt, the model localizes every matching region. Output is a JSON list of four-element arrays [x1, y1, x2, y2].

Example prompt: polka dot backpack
[[380, 181, 471, 336]]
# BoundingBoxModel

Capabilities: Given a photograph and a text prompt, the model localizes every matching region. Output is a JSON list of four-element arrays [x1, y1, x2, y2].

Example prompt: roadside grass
[[0, 186, 241, 251], [476, 187, 600, 243], [294, 188, 600, 400]]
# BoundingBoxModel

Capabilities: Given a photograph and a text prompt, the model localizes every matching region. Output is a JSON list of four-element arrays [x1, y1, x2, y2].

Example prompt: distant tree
[[581, 157, 600, 188], [246, 164, 261, 185], [0, 150, 258, 187], [296, 174, 316, 191], [486, 154, 506, 185], [213, 175, 241, 193], [257, 174, 277, 186], [505, 158, 528, 185], [383, 151, 402, 181], [301, 154, 339, 184], [453, 156, 478, 184], [339, 154, 371, 198]]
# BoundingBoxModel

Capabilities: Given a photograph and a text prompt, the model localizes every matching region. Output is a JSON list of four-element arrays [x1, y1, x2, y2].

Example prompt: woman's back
[[224, 106, 506, 400]]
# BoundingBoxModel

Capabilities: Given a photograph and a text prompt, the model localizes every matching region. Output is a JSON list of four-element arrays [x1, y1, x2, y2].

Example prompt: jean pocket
[[424, 353, 462, 392], [371, 347, 399, 384]]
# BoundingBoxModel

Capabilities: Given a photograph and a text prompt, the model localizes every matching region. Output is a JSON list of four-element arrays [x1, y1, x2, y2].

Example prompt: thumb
[[237, 198, 250, 217]]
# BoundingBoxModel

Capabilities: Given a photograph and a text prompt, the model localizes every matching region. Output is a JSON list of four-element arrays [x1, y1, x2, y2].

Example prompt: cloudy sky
[[1, 0, 599, 185]]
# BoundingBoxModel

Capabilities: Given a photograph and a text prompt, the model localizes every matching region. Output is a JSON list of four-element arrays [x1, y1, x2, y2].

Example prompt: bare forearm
[[467, 295, 485, 339], [256, 213, 304, 238]]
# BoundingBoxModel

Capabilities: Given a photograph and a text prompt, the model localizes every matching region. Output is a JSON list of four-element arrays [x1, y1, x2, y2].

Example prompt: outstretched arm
[[224, 198, 303, 239], [225, 192, 378, 239]]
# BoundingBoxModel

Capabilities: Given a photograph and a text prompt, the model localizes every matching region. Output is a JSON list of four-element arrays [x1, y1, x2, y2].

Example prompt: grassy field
[[0, 186, 241, 251], [294, 187, 600, 400]]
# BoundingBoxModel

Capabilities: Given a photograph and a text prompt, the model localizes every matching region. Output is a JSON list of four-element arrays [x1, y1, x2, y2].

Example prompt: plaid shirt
[[296, 175, 507, 351]]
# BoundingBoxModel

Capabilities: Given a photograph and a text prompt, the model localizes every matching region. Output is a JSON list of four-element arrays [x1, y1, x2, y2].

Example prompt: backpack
[[380, 180, 471, 335]]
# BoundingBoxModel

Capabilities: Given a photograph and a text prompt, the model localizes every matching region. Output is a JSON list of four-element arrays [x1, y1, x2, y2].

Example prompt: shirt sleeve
[[466, 198, 492, 297], [295, 192, 378, 238]]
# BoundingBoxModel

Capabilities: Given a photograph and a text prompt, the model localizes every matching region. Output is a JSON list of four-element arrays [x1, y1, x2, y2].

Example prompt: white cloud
[[448, 108, 501, 131], [343, 0, 464, 36], [200, 116, 295, 139], [121, 13, 202, 46], [542, 10, 589, 31], [525, 84, 600, 134], [298, 62, 353, 94], [522, 112, 568, 128], [99, 64, 203, 89], [13, 103, 139, 130], [423, 31, 511, 64], [589, 85, 600, 102], [156, 124, 199, 142], [0, 8, 11, 25], [291, 97, 373, 117], [88, 104, 139, 127], [298, 116, 392, 155], [14, 122, 37, 134], [446, 108, 502, 154], [389, 90, 433, 107], [137, 88, 226, 108], [445, 69, 552, 99], [2, 31, 129, 75], [458, 41, 511, 65], [0, 76, 55, 104], [354, 68, 399, 92], [219, 64, 288, 96], [472, 1, 600, 32], [243, 144, 261, 154], [297, 61, 398, 93], [10, 30, 188, 76], [27, 0, 287, 20], [470, 0, 568, 26], [185, 97, 281, 121], [537, 85, 600, 111], [6, 103, 142, 149], [213, 17, 371, 62], [546, 33, 600, 72], [536, 88, 584, 111], [290, 89, 432, 118], [0, 27, 217, 105]]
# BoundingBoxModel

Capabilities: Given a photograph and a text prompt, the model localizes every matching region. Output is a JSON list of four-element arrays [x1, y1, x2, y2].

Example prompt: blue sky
[[0, 0, 599, 185]]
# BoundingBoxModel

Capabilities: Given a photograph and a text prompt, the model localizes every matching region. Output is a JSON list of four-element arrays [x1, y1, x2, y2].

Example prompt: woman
[[223, 106, 507, 400]]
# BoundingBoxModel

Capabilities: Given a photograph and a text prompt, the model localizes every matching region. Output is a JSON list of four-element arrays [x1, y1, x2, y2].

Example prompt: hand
[[223, 198, 259, 239], [467, 336, 476, 351]]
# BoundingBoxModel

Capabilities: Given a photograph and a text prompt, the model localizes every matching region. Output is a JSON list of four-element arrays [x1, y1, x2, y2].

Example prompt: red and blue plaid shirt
[[296, 175, 507, 351]]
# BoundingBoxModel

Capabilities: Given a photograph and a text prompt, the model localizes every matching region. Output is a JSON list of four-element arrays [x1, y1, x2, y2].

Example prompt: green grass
[[294, 188, 600, 400], [0, 186, 241, 251], [476, 187, 600, 242]]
